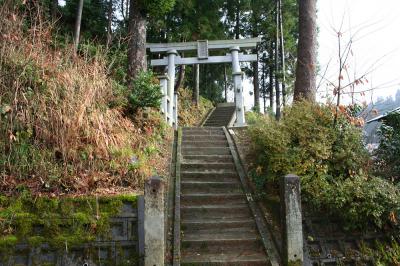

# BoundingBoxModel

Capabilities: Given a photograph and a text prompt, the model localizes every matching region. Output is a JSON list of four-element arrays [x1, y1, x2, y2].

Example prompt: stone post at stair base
[[144, 176, 165, 266], [281, 174, 303, 266]]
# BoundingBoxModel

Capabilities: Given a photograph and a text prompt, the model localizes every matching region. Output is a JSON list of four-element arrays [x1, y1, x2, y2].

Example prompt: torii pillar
[[167, 49, 178, 128], [230, 46, 245, 127]]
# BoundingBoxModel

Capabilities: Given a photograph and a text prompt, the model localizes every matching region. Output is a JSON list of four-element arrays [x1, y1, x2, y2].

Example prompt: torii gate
[[146, 37, 261, 128]]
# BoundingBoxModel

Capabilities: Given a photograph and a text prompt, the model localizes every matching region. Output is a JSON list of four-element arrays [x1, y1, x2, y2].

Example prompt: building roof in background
[[366, 107, 400, 123]]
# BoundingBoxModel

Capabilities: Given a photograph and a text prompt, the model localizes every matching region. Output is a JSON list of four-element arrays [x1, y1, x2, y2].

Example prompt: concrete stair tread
[[181, 170, 237, 174], [181, 251, 268, 264], [181, 180, 240, 185], [182, 217, 254, 225], [182, 231, 260, 242], [182, 160, 233, 164], [181, 162, 234, 166], [182, 147, 230, 150], [181, 192, 244, 197], [181, 193, 246, 205], [182, 141, 228, 145], [181, 204, 248, 210], [183, 227, 258, 236], [182, 145, 228, 148], [182, 155, 233, 162]]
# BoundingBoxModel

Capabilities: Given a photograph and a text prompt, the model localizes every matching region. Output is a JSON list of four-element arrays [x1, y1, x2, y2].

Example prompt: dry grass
[[0, 2, 173, 196], [177, 88, 213, 127]]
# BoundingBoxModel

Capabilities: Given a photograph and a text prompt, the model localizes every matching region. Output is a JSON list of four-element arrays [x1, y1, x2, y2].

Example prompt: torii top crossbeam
[[146, 37, 261, 53], [146, 37, 262, 128]]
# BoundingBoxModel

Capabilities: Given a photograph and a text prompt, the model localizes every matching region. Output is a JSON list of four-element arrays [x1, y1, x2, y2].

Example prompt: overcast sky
[[249, 0, 400, 111], [317, 0, 400, 105]]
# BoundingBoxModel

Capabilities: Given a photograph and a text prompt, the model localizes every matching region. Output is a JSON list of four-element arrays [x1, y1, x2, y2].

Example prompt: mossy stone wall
[[0, 194, 140, 266]]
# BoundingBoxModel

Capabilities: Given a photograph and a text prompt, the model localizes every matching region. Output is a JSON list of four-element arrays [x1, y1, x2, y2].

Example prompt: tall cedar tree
[[127, 0, 175, 82], [294, 0, 317, 101], [73, 0, 84, 51], [127, 0, 146, 81]]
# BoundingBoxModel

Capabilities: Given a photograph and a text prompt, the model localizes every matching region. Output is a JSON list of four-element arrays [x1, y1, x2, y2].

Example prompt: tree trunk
[[175, 65, 186, 91], [251, 0, 260, 112], [235, 0, 240, 39], [51, 0, 58, 22], [73, 0, 84, 52], [128, 0, 147, 82], [193, 64, 200, 107], [269, 40, 274, 111], [253, 52, 260, 112], [106, 0, 113, 49], [275, 3, 281, 120], [262, 58, 267, 113], [294, 0, 317, 102], [125, 0, 130, 21], [278, 0, 286, 106]]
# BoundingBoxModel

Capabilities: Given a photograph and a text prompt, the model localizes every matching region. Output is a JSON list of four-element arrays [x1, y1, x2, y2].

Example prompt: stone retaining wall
[[0, 198, 143, 266]]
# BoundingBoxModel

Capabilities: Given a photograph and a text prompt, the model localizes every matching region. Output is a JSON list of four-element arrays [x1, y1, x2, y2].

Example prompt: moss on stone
[[0, 193, 138, 253], [0, 235, 18, 252], [27, 236, 45, 247], [287, 259, 302, 266]]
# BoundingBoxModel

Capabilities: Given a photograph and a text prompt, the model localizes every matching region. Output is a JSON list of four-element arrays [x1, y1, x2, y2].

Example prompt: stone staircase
[[202, 104, 236, 127], [176, 122, 274, 265]]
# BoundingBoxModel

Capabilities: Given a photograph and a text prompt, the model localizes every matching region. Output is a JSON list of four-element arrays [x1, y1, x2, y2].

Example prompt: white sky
[[316, 0, 400, 105], [245, 0, 400, 111]]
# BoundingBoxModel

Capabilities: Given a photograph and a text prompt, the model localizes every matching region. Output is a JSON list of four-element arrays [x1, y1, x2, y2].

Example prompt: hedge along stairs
[[174, 105, 280, 265]]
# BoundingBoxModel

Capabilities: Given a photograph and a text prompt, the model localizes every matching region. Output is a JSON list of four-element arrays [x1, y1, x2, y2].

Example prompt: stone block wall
[[0, 200, 142, 266]]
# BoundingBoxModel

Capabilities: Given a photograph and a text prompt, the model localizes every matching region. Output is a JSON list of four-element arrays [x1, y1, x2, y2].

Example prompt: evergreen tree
[[127, 0, 175, 81], [294, 0, 317, 101]]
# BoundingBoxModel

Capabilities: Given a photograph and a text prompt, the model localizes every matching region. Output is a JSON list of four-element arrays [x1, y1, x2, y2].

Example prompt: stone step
[[181, 204, 251, 219], [183, 127, 223, 131], [182, 155, 233, 163], [207, 113, 233, 118], [182, 135, 227, 141], [181, 252, 268, 266], [205, 117, 231, 121], [180, 171, 238, 180], [206, 117, 232, 121], [181, 141, 228, 148], [203, 123, 227, 127], [183, 131, 225, 136], [181, 180, 242, 194], [210, 110, 235, 114], [204, 119, 230, 122], [182, 147, 231, 156], [204, 120, 229, 124], [181, 217, 255, 230], [181, 193, 247, 206], [181, 162, 235, 171], [183, 226, 258, 236], [182, 232, 266, 258]]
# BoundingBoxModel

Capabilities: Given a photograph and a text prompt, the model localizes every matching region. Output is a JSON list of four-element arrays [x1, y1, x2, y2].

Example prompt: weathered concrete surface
[[281, 174, 303, 265], [144, 176, 165, 266]]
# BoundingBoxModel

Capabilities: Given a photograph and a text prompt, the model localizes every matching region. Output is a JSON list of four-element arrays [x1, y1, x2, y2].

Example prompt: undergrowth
[[247, 102, 400, 231], [177, 88, 213, 126], [0, 3, 172, 195]]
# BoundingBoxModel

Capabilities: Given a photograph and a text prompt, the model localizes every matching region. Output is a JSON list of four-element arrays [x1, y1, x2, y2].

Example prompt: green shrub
[[129, 71, 163, 113], [248, 101, 399, 230], [374, 112, 400, 183]]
